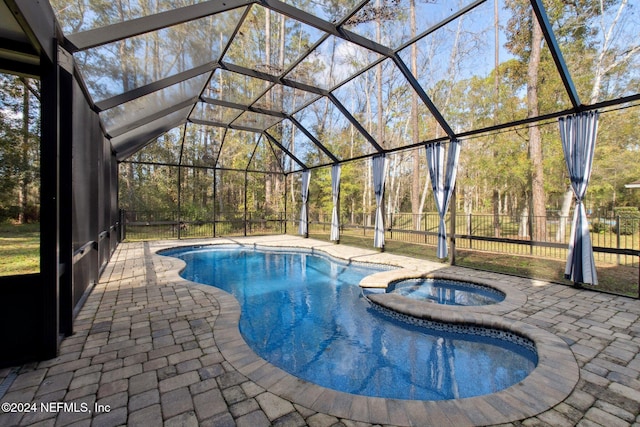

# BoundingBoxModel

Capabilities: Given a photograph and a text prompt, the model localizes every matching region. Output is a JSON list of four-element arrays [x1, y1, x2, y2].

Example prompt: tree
[[504, 0, 547, 240], [0, 75, 40, 223]]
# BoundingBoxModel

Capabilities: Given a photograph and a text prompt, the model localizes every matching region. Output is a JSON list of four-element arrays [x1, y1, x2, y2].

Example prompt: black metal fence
[[121, 209, 639, 296], [303, 210, 638, 265], [121, 210, 285, 241]]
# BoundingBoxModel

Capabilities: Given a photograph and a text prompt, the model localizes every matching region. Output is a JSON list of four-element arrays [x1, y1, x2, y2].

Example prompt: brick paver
[[1, 237, 639, 426]]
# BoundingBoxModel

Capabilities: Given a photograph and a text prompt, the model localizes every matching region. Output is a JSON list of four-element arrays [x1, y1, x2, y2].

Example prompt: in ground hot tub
[[388, 277, 505, 306]]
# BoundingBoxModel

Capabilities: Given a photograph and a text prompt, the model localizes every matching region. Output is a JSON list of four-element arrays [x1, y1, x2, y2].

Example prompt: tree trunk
[[518, 197, 530, 238], [18, 81, 30, 223], [492, 189, 500, 238], [556, 188, 573, 242], [527, 14, 546, 242]]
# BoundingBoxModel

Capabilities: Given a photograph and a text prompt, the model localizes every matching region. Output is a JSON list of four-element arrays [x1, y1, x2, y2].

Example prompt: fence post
[[468, 213, 472, 250], [616, 214, 621, 265], [529, 208, 534, 256], [120, 209, 126, 241], [424, 213, 427, 244]]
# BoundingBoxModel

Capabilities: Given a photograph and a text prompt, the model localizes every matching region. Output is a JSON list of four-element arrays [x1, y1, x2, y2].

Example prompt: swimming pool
[[161, 245, 537, 401], [389, 278, 505, 306]]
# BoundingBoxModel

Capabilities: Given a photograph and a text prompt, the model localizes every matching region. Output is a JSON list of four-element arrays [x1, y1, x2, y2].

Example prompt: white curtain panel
[[299, 170, 310, 236], [330, 164, 341, 242], [372, 155, 388, 248], [426, 139, 461, 258], [559, 111, 599, 285]]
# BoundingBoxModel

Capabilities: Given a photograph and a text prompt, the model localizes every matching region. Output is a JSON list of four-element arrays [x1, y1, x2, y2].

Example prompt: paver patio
[[1, 235, 639, 426]]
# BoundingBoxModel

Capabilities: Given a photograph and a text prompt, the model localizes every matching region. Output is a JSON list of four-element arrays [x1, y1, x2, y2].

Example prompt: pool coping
[[360, 269, 528, 316], [152, 238, 580, 426]]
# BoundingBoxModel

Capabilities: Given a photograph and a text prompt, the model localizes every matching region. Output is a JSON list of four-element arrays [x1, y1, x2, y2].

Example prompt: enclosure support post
[[449, 185, 457, 265], [40, 47, 61, 360], [212, 169, 216, 238], [244, 171, 248, 237], [284, 174, 287, 235], [58, 57, 74, 337], [336, 186, 340, 245], [177, 166, 182, 240], [305, 190, 309, 239]]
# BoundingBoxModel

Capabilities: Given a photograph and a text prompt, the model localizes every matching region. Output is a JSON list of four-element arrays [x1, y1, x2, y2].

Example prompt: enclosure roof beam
[[395, 0, 487, 53], [456, 94, 640, 141], [392, 55, 455, 138], [106, 97, 196, 138], [96, 62, 216, 112], [221, 61, 329, 97], [5, 0, 60, 63], [0, 37, 39, 65], [64, 0, 255, 52], [327, 94, 383, 153], [213, 128, 228, 168], [185, 6, 252, 136], [190, 118, 265, 134], [529, 0, 581, 109], [288, 116, 340, 163], [264, 136, 288, 174], [263, 130, 307, 170], [259, 0, 394, 57], [245, 136, 261, 171], [221, 0, 370, 131], [202, 96, 375, 160], [200, 96, 288, 119], [114, 116, 186, 160], [120, 159, 282, 174], [177, 122, 187, 166], [259, 0, 454, 139], [0, 54, 39, 78]]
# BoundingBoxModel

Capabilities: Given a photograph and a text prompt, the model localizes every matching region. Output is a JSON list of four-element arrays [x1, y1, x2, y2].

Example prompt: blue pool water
[[161, 245, 537, 400], [389, 278, 505, 306]]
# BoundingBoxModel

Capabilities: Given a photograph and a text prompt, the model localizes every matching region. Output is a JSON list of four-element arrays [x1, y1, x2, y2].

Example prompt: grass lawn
[[0, 223, 40, 276], [307, 231, 639, 298]]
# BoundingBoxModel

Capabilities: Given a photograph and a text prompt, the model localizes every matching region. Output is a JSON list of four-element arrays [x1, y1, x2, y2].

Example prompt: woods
[[0, 75, 40, 224], [2, 0, 639, 231], [98, 0, 640, 226]]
